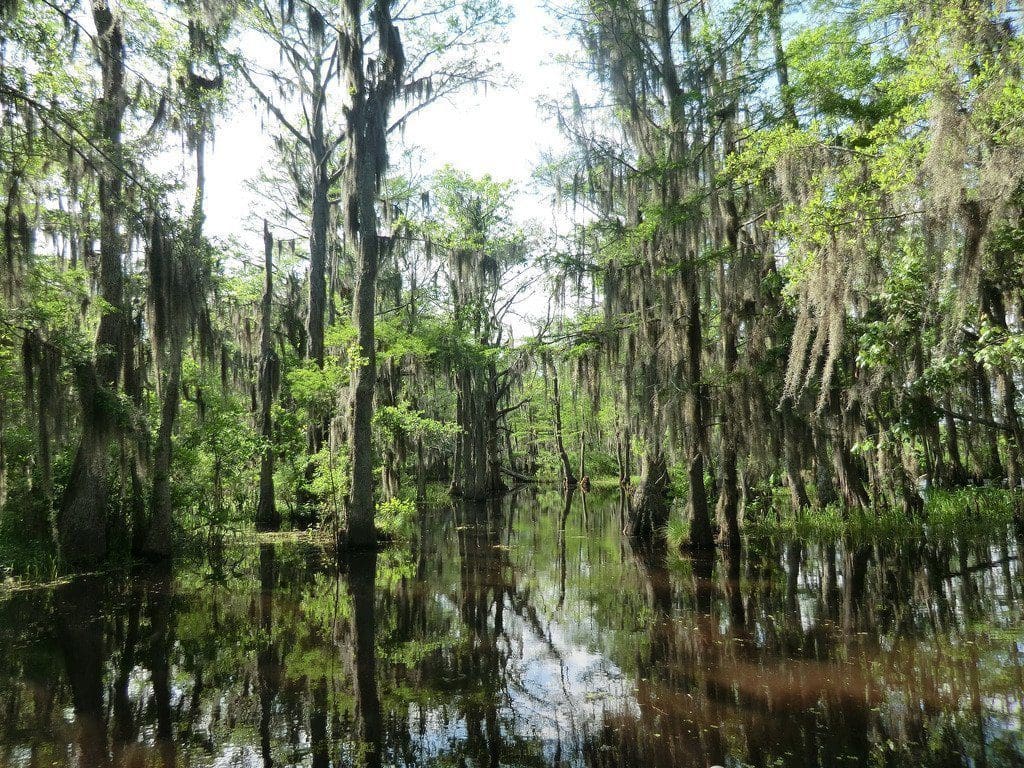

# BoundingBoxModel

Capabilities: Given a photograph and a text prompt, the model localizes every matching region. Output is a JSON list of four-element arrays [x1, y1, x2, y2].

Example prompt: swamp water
[[1, 488, 1023, 767]]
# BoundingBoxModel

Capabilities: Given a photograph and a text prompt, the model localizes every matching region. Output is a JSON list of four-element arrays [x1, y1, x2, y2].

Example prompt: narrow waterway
[[1, 488, 1023, 767]]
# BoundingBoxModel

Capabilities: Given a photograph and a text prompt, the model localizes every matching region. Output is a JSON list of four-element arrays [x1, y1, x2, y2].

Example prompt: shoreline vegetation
[[3, 480, 1020, 589]]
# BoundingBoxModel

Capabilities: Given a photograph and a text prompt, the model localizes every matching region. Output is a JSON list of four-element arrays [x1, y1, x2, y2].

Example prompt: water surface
[[1, 489, 1023, 767]]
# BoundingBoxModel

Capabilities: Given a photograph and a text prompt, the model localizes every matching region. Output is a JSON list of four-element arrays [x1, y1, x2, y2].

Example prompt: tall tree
[[338, 0, 406, 546], [56, 0, 129, 564]]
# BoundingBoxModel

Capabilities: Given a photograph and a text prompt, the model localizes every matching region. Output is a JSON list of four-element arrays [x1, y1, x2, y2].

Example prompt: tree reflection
[[455, 498, 508, 768], [0, 492, 1022, 768], [346, 548, 381, 768], [55, 576, 108, 768], [256, 544, 281, 768]]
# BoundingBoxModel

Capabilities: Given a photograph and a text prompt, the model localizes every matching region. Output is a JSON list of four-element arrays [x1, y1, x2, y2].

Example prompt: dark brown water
[[2, 488, 1023, 767]]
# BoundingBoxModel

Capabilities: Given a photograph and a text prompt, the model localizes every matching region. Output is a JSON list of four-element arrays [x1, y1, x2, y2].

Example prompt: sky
[[202, 0, 579, 246]]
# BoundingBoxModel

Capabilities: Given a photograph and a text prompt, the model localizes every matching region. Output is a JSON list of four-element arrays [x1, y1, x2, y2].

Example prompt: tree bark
[[716, 317, 741, 552], [683, 266, 714, 551], [768, 0, 798, 128], [628, 448, 670, 541], [300, 107, 331, 509], [341, 0, 404, 547], [453, 363, 508, 500], [57, 0, 128, 565], [782, 408, 812, 511], [142, 344, 180, 558], [307, 119, 329, 368], [982, 280, 1024, 488], [548, 356, 576, 488], [943, 395, 968, 486], [256, 221, 281, 531], [346, 158, 380, 543]]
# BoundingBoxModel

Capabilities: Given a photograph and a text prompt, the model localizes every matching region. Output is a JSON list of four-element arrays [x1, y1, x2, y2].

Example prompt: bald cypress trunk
[[300, 109, 330, 510], [57, 0, 127, 565], [142, 342, 180, 558], [629, 339, 670, 538], [629, 448, 670, 540], [453, 358, 507, 500], [683, 264, 714, 551], [716, 316, 741, 552], [813, 429, 839, 508], [340, 0, 404, 547], [783, 409, 811, 511], [141, 215, 176, 559], [981, 281, 1024, 488], [943, 396, 968, 486], [961, 201, 1013, 485], [548, 357, 576, 489], [974, 359, 1004, 479], [0, 396, 6, 512], [256, 221, 280, 531], [307, 120, 328, 369], [830, 422, 871, 511], [768, 0, 798, 128], [345, 139, 381, 545]]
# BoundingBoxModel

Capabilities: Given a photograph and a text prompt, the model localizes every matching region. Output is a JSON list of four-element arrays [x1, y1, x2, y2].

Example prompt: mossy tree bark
[[256, 221, 281, 531], [57, 0, 128, 565], [340, 0, 404, 547]]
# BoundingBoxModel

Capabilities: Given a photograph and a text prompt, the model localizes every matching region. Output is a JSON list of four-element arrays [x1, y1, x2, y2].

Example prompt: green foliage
[[305, 446, 348, 519], [172, 359, 261, 535], [746, 489, 1021, 544], [375, 497, 417, 539], [374, 402, 459, 448]]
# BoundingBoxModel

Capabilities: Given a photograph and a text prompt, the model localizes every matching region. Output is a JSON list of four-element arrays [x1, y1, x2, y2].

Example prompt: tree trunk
[[548, 357, 576, 488], [0, 395, 6, 511], [300, 117, 331, 509], [142, 346, 180, 558], [812, 427, 839, 508], [716, 317, 741, 552], [982, 281, 1024, 488], [345, 127, 382, 547], [616, 427, 630, 486], [943, 395, 968, 486], [715, 178, 742, 552], [453, 363, 507, 500], [768, 0, 798, 128], [683, 267, 714, 551], [833, 434, 871, 511], [340, 0, 404, 546], [578, 430, 587, 483], [307, 126, 329, 368], [59, 368, 116, 565], [256, 221, 280, 531], [974, 360, 1004, 480], [628, 448, 670, 541], [782, 409, 811, 512], [57, 0, 127, 565]]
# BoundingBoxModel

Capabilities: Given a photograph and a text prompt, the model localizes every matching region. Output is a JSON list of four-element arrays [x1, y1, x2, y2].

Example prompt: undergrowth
[[664, 488, 1021, 550]]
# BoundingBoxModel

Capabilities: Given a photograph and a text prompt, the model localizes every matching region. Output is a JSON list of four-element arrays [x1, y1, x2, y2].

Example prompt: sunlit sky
[[203, 0, 579, 246]]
